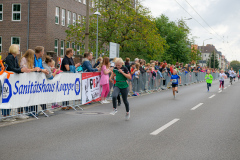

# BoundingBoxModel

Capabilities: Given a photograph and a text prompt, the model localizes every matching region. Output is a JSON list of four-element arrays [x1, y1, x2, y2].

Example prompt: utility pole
[[85, 0, 90, 53], [214, 49, 215, 69]]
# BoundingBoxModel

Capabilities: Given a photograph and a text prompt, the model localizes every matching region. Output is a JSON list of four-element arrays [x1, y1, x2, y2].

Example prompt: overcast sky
[[142, 0, 240, 61]]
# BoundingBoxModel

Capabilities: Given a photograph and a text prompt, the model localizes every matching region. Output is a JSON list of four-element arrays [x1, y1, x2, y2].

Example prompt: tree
[[230, 60, 240, 72], [207, 52, 219, 69], [65, 0, 167, 62], [155, 14, 191, 64], [190, 46, 202, 65]]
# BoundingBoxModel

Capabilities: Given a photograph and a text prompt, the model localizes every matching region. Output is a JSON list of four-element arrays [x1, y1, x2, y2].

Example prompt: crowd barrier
[[0, 71, 219, 121], [130, 72, 219, 94]]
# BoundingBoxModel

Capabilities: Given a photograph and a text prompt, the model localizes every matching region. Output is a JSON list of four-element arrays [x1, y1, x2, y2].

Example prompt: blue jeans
[[1, 109, 11, 116]]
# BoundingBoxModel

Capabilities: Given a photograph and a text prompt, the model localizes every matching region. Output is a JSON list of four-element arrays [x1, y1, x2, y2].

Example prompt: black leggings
[[112, 87, 129, 112]]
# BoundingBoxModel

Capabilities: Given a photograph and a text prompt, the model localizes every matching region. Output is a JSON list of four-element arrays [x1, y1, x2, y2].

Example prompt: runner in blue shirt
[[170, 69, 181, 98]]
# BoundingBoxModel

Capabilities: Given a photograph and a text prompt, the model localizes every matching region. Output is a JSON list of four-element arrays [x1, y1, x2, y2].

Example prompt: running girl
[[99, 57, 112, 104], [205, 70, 213, 92], [219, 70, 227, 91], [170, 69, 181, 98], [110, 58, 131, 120]]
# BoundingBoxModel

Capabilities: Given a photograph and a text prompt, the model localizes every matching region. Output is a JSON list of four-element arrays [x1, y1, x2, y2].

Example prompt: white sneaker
[[219, 88, 221, 91], [100, 101, 104, 104], [16, 114, 29, 119], [110, 109, 118, 115], [125, 111, 130, 121], [103, 100, 110, 104], [2, 117, 16, 122]]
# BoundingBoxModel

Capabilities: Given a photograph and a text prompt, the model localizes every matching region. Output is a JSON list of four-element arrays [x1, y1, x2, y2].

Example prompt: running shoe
[[219, 88, 221, 91], [118, 102, 121, 106], [110, 109, 118, 115], [100, 101, 104, 104], [125, 111, 130, 121], [103, 100, 110, 104], [176, 90, 178, 93]]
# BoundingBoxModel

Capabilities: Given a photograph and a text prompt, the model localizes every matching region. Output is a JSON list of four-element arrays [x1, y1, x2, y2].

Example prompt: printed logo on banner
[[75, 78, 81, 95], [2, 79, 12, 103]]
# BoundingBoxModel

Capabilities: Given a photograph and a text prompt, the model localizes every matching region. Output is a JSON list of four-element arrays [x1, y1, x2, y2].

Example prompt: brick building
[[0, 0, 95, 59]]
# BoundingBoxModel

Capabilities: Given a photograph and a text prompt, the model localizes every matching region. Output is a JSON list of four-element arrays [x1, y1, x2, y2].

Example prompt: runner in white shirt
[[219, 70, 227, 91], [228, 68, 235, 85]]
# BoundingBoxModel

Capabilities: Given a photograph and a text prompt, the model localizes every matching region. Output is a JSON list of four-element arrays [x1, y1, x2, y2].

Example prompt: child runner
[[205, 69, 213, 92], [170, 69, 181, 98], [110, 58, 131, 120], [219, 69, 227, 91], [99, 57, 112, 104]]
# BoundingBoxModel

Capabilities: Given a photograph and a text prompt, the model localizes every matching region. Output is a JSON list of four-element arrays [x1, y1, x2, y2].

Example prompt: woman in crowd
[[93, 57, 103, 68], [43, 56, 60, 80], [99, 57, 112, 104], [2, 45, 31, 121], [20, 49, 41, 117], [109, 58, 131, 120], [125, 57, 131, 72]]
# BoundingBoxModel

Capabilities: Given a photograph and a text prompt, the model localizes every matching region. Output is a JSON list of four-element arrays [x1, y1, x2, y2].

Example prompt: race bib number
[[206, 77, 210, 79], [172, 79, 177, 83], [220, 76, 224, 80]]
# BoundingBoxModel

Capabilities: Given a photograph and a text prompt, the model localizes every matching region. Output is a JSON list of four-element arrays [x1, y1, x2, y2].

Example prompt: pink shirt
[[100, 65, 109, 85]]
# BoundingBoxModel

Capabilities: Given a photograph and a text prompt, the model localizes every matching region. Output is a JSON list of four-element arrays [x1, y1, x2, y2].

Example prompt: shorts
[[172, 84, 178, 88]]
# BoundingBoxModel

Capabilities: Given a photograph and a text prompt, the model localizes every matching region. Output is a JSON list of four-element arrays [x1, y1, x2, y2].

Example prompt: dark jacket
[[93, 61, 100, 68], [82, 58, 98, 72], [5, 53, 22, 73]]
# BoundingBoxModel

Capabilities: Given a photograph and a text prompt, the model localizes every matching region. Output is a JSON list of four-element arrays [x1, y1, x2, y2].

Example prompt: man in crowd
[[61, 48, 81, 72], [82, 52, 99, 72]]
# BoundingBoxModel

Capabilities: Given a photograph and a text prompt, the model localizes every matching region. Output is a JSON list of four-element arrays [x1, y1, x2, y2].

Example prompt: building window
[[72, 42, 75, 53], [77, 15, 81, 24], [83, 0, 86, 5], [55, 39, 58, 56], [61, 9, 65, 26], [61, 40, 64, 56], [67, 11, 71, 27], [73, 13, 76, 25], [12, 4, 21, 21], [55, 7, 59, 24], [0, 4, 3, 21], [67, 41, 70, 48], [11, 37, 20, 49], [0, 37, 2, 53], [77, 45, 80, 55]]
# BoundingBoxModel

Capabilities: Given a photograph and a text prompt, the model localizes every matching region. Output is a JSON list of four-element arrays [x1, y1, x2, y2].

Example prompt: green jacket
[[205, 74, 213, 84]]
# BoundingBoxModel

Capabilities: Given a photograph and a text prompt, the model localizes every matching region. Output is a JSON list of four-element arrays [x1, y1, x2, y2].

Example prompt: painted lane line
[[228, 85, 230, 87], [218, 90, 222, 93], [209, 95, 215, 99], [191, 103, 203, 110], [150, 119, 180, 135], [224, 87, 227, 89]]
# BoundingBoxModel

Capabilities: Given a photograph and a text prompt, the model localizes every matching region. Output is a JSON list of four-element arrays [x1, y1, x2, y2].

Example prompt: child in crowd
[[100, 57, 112, 104], [205, 69, 213, 92], [134, 63, 140, 79], [170, 69, 181, 98], [219, 69, 227, 91], [43, 56, 60, 80]]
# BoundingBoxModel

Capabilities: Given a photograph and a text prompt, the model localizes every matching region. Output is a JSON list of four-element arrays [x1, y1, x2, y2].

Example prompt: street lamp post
[[202, 38, 212, 67], [94, 9, 101, 61]]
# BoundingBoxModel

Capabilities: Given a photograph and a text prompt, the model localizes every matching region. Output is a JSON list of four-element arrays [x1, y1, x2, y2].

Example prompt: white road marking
[[224, 87, 227, 89], [191, 103, 203, 110], [209, 95, 215, 99], [150, 119, 180, 135], [228, 85, 230, 87], [218, 90, 222, 93]]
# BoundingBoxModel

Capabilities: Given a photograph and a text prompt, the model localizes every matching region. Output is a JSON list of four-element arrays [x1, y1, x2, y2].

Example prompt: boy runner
[[170, 70, 181, 98]]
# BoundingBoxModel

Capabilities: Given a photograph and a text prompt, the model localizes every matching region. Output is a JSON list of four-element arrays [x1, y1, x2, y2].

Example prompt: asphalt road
[[0, 79, 240, 160]]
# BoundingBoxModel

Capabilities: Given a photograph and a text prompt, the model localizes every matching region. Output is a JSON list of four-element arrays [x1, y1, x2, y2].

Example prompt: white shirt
[[219, 73, 226, 81], [229, 70, 235, 77]]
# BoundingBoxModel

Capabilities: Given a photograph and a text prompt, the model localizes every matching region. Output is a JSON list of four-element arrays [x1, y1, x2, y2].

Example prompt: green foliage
[[65, 0, 167, 62], [155, 15, 191, 64], [190, 48, 202, 64], [207, 52, 219, 69], [230, 60, 240, 72]]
